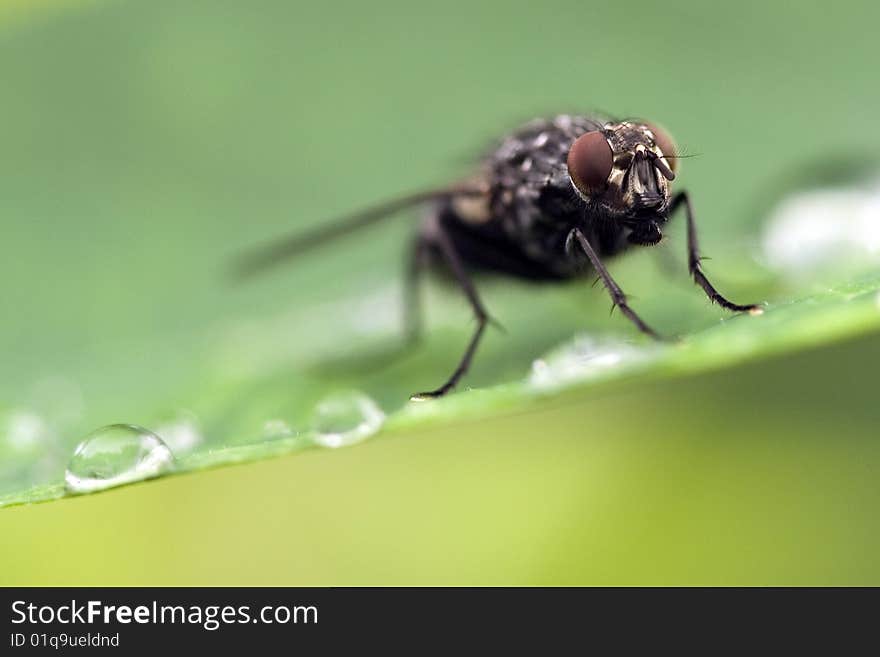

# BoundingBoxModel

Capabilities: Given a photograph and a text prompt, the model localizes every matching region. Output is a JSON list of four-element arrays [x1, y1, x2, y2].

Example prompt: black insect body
[[236, 114, 761, 399]]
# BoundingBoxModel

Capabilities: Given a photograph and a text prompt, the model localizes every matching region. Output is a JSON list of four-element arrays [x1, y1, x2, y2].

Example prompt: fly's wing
[[230, 186, 486, 280]]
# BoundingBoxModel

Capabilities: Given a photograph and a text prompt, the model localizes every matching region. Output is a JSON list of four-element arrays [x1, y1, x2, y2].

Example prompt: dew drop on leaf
[[154, 410, 203, 456], [1, 410, 52, 456], [529, 335, 659, 390], [263, 419, 296, 440], [64, 424, 175, 494], [0, 409, 59, 493], [310, 391, 385, 449], [761, 176, 880, 280]]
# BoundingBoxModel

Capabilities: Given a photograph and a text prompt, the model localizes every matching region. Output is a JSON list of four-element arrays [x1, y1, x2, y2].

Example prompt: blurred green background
[[1, 0, 879, 584]]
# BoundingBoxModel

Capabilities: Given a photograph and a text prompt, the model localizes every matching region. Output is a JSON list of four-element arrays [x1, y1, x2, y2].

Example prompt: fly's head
[[566, 120, 678, 244]]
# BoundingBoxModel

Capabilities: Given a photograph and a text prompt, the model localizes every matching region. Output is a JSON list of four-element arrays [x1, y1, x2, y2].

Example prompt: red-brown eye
[[645, 122, 678, 173], [567, 131, 613, 197]]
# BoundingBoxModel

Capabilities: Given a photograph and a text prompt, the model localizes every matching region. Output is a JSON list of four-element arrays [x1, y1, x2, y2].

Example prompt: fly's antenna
[[230, 185, 485, 281], [645, 149, 675, 181]]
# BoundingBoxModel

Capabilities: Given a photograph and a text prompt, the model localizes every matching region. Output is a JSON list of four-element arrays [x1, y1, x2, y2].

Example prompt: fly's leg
[[566, 228, 662, 339], [668, 191, 762, 313], [410, 223, 490, 400], [403, 234, 430, 346]]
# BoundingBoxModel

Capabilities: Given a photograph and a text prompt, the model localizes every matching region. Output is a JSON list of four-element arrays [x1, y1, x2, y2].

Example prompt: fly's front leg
[[566, 228, 661, 339], [410, 221, 490, 401], [668, 191, 762, 314]]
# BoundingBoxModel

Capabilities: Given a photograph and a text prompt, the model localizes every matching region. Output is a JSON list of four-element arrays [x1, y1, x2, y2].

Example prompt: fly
[[233, 114, 762, 399]]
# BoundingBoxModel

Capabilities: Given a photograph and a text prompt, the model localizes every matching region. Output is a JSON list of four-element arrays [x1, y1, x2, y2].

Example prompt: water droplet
[[0, 409, 60, 492], [263, 419, 295, 439], [529, 335, 660, 390], [64, 424, 175, 494], [2, 410, 51, 454], [762, 176, 880, 280], [154, 411, 203, 456], [310, 391, 385, 448]]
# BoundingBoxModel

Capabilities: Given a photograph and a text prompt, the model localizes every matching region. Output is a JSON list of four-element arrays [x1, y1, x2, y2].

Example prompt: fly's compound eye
[[567, 130, 613, 197], [644, 122, 678, 173]]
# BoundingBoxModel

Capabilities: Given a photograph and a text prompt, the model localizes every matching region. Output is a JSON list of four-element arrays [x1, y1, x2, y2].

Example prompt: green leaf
[[2, 0, 880, 517]]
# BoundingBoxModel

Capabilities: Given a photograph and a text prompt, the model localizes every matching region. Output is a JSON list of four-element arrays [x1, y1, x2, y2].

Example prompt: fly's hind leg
[[402, 233, 431, 346], [410, 219, 490, 401]]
